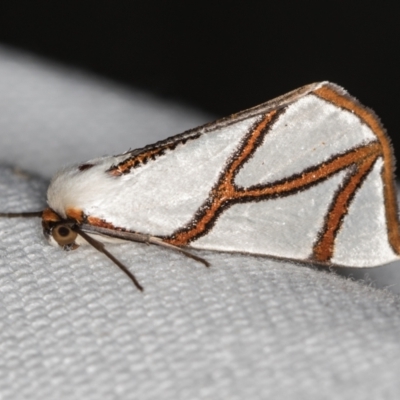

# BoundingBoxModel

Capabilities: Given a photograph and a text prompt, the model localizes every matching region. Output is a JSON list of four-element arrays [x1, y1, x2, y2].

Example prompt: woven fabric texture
[[1, 46, 400, 400]]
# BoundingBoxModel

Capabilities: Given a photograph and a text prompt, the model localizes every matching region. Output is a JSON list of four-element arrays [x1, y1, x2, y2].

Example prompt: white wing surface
[[46, 82, 400, 267]]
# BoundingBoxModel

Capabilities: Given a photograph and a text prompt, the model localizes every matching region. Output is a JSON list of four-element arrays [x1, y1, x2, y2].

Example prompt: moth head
[[41, 208, 79, 250]]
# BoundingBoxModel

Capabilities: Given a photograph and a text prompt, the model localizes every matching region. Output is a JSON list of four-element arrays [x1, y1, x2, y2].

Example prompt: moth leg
[[147, 236, 210, 267], [74, 227, 144, 291], [80, 224, 210, 268]]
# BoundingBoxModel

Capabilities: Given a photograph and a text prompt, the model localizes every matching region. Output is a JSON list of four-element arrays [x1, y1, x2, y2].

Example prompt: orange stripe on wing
[[312, 153, 379, 262], [164, 111, 279, 246], [87, 215, 118, 230], [314, 85, 400, 255], [108, 147, 168, 176], [108, 134, 201, 176], [165, 138, 381, 247]]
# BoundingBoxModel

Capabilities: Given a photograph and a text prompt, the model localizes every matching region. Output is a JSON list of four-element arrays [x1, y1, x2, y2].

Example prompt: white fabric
[[1, 45, 400, 400]]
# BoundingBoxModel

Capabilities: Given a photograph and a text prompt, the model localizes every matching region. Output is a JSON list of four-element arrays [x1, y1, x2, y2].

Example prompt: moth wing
[[47, 85, 302, 234], [47, 82, 400, 268], [183, 82, 400, 267]]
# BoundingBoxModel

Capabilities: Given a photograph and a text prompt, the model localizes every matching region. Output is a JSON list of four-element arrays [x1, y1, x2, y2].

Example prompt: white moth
[[2, 81, 400, 291]]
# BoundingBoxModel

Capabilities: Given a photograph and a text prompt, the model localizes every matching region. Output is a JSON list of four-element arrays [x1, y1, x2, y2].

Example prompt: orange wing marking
[[63, 85, 396, 264], [312, 152, 379, 262], [86, 215, 119, 230], [108, 134, 201, 176], [314, 86, 400, 255], [164, 105, 383, 259]]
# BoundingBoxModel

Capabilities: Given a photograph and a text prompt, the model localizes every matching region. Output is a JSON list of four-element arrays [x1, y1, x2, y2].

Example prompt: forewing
[[47, 82, 400, 268], [172, 82, 400, 267]]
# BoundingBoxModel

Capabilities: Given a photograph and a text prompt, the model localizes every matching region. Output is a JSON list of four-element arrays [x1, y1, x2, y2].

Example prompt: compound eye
[[52, 224, 78, 246]]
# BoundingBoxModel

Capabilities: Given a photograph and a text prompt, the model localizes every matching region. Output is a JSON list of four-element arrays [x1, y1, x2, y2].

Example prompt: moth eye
[[52, 224, 78, 246]]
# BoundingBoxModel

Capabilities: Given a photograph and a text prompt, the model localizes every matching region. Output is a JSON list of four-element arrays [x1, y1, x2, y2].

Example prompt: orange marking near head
[[42, 208, 62, 222], [66, 208, 84, 223], [41, 208, 63, 233]]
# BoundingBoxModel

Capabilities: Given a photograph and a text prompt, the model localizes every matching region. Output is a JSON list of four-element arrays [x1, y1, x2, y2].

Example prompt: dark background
[[0, 2, 399, 161]]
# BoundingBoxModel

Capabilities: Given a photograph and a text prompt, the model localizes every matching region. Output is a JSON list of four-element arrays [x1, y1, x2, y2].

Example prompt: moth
[[2, 81, 399, 291]]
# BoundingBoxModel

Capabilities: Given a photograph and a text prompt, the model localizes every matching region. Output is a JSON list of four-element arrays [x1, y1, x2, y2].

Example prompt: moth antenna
[[73, 226, 144, 291], [0, 211, 43, 218]]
